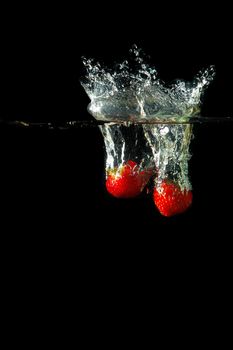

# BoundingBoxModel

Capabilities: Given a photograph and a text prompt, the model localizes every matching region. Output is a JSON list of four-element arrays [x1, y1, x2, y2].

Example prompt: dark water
[[0, 120, 232, 230]]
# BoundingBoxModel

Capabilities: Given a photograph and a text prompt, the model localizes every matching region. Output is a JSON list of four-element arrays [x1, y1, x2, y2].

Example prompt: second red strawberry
[[106, 160, 153, 198]]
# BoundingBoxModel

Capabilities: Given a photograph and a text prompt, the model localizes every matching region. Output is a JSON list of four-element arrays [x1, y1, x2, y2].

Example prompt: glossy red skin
[[153, 181, 193, 217], [106, 160, 152, 198]]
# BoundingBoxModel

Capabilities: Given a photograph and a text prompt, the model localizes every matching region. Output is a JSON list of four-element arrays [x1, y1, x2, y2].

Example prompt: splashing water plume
[[81, 45, 215, 122], [81, 46, 216, 215]]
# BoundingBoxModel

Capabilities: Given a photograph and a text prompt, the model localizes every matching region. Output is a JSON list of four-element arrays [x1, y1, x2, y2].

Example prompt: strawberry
[[153, 180, 193, 217], [106, 160, 152, 198]]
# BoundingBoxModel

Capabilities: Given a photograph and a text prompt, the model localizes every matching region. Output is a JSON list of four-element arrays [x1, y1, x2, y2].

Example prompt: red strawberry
[[153, 180, 193, 217], [106, 160, 152, 198]]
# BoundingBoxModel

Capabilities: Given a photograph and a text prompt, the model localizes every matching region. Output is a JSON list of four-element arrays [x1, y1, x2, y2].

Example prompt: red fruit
[[106, 160, 152, 198], [153, 180, 193, 217]]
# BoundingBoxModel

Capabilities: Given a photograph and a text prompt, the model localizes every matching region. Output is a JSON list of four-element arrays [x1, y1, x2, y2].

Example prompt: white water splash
[[81, 45, 215, 122]]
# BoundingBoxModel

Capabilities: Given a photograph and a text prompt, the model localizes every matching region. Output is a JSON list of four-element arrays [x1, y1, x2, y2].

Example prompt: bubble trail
[[99, 123, 154, 198], [143, 124, 193, 192]]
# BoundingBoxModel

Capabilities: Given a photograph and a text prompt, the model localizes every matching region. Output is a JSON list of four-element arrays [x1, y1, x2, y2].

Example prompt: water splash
[[81, 45, 215, 122]]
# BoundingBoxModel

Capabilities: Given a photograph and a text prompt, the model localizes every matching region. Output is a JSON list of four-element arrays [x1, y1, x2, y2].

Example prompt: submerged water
[[99, 124, 153, 173], [99, 123, 192, 192], [143, 124, 193, 191]]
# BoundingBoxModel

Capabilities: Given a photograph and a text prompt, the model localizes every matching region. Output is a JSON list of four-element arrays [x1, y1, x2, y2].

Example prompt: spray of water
[[81, 46, 215, 211], [81, 45, 215, 122]]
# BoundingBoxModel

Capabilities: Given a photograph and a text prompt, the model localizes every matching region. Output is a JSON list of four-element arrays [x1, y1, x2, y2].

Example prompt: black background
[[1, 18, 232, 233], [0, 7, 232, 328]]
